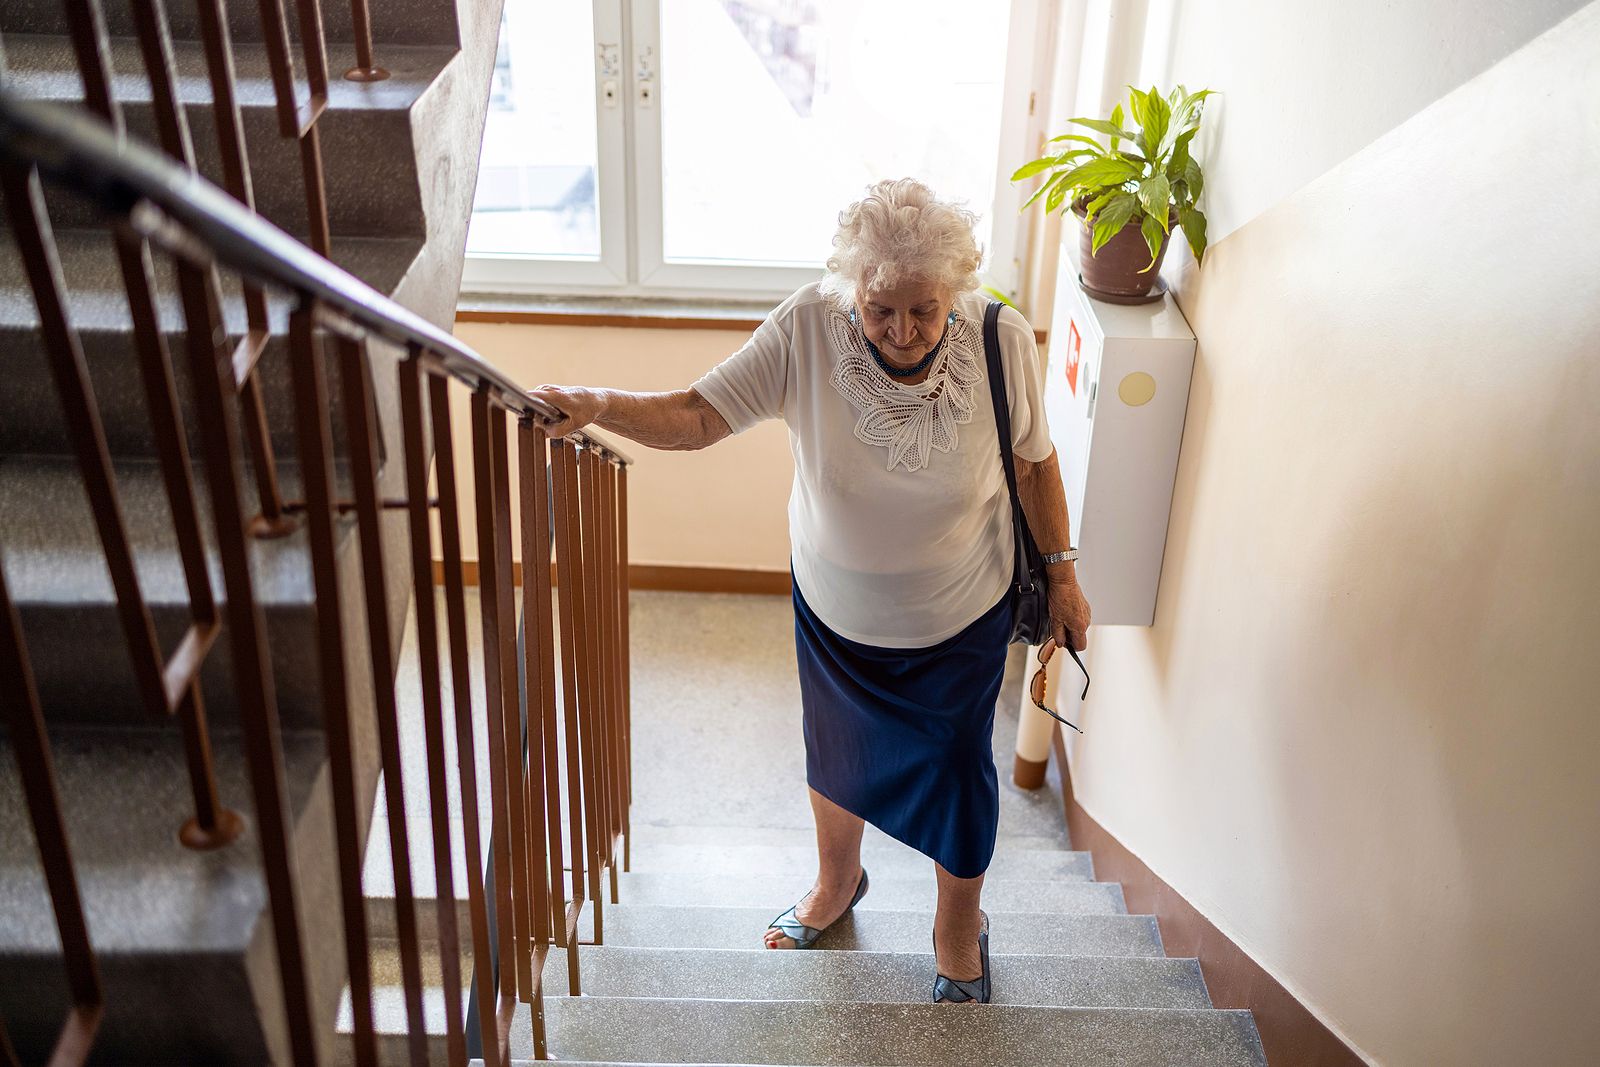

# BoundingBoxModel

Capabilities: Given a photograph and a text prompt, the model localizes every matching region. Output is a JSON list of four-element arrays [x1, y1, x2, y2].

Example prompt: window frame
[[461, 0, 1054, 304]]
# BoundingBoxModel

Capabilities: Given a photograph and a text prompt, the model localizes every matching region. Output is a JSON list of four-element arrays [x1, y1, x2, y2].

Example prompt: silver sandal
[[932, 909, 991, 1003], [765, 868, 870, 948]]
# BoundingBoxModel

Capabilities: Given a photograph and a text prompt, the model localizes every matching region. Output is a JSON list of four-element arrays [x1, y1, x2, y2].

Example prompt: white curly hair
[[817, 178, 984, 310]]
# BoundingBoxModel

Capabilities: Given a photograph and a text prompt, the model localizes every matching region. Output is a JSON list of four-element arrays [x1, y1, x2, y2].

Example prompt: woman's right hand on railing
[[527, 385, 607, 438]]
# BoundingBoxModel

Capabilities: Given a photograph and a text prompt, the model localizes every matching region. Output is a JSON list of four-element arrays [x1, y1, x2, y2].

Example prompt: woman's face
[[855, 279, 954, 368]]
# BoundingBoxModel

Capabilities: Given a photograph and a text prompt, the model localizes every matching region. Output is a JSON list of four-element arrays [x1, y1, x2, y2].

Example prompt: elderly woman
[[530, 178, 1090, 1003]]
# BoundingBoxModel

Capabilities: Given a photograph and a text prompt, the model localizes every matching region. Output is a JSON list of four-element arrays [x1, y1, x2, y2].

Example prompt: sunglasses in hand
[[1029, 635, 1091, 735]]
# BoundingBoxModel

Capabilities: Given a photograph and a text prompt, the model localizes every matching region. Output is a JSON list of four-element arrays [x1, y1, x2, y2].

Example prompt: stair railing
[[0, 84, 631, 1067]]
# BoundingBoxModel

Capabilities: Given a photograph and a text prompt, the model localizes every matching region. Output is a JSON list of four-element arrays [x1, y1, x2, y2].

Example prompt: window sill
[[456, 292, 1050, 345], [455, 292, 776, 332]]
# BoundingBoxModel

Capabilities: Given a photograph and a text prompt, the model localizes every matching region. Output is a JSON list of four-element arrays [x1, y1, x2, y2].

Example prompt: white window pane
[[468, 5, 601, 259], [660, 0, 1011, 267]]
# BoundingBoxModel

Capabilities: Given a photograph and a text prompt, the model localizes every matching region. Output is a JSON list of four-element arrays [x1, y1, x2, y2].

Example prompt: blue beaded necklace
[[852, 308, 958, 379]]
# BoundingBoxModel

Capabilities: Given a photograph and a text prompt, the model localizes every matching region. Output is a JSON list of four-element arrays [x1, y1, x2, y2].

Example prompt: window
[[463, 0, 1051, 302]]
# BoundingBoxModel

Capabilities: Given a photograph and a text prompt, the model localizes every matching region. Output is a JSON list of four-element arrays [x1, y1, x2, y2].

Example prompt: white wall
[[1059, 3, 1600, 1064]]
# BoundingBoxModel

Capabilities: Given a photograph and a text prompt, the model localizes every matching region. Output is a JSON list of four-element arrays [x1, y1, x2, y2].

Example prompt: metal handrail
[[1, 64, 634, 1063], [0, 90, 632, 468]]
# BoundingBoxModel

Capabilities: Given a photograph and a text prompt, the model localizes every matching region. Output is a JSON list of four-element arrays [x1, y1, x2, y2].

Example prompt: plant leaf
[[1178, 205, 1208, 264], [1136, 173, 1171, 230], [1045, 176, 1072, 214], [1011, 155, 1062, 182], [1183, 155, 1203, 200], [1138, 212, 1166, 272], [1021, 170, 1068, 209], [1090, 192, 1137, 256], [1109, 103, 1125, 152], [1082, 190, 1118, 225], [1070, 116, 1139, 141], [1141, 86, 1171, 163], [1060, 155, 1144, 190], [1047, 133, 1106, 150], [1125, 87, 1149, 131]]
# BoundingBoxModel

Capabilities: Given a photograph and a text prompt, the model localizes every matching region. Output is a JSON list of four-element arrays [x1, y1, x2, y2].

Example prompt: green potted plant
[[1012, 84, 1213, 303]]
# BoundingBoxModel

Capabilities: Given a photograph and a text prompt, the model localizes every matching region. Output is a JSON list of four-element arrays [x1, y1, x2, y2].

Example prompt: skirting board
[[432, 560, 792, 596], [1051, 730, 1366, 1067]]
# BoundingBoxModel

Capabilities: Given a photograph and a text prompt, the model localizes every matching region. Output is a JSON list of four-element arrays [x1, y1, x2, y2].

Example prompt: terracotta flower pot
[[1073, 199, 1177, 301]]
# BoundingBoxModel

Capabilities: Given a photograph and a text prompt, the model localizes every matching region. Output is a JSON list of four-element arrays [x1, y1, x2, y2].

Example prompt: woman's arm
[[1014, 448, 1092, 650], [526, 385, 732, 451]]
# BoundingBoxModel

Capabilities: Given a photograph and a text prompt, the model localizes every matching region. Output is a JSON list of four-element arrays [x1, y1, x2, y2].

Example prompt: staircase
[[0, 0, 505, 1062], [351, 592, 1268, 1065]]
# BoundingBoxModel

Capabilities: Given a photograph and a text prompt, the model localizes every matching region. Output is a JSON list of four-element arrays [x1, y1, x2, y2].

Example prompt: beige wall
[[1061, 3, 1600, 1064], [446, 322, 795, 571]]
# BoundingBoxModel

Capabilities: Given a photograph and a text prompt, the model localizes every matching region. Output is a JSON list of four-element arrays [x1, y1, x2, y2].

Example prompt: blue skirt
[[793, 577, 1011, 879]]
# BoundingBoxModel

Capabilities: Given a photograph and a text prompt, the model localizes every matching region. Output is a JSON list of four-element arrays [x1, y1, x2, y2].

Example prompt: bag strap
[[982, 301, 1034, 595], [983, 301, 1093, 702]]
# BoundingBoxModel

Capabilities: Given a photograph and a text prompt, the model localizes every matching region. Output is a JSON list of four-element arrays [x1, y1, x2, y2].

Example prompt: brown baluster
[[470, 390, 519, 1039], [0, 563, 104, 1065], [336, 332, 428, 1067], [399, 354, 467, 1066], [285, 304, 378, 1067], [601, 458, 625, 902], [596, 456, 621, 906], [171, 246, 318, 1062], [548, 439, 588, 992], [345, 0, 391, 82], [162, 0, 292, 534], [574, 447, 609, 941], [617, 463, 633, 871], [528, 430, 568, 947], [489, 409, 535, 1002], [515, 417, 554, 1061], [57, 0, 243, 846], [429, 376, 502, 1067], [255, 0, 334, 256], [4, 62, 154, 733]]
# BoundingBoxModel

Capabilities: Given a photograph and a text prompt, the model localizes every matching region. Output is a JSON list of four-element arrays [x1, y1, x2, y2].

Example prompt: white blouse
[[692, 284, 1054, 648]]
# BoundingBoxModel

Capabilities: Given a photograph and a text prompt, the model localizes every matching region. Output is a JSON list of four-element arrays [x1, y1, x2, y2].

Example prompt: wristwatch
[[1041, 548, 1079, 565]]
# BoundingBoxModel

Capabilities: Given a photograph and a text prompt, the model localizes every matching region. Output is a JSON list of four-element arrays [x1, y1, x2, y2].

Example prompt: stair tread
[[541, 945, 1210, 1009], [0, 226, 421, 335], [614, 870, 1126, 915], [0, 723, 326, 955], [621, 841, 1095, 880], [588, 902, 1165, 957], [536, 996, 1266, 1067], [0, 453, 338, 608], [2, 32, 456, 114], [627, 822, 1074, 853]]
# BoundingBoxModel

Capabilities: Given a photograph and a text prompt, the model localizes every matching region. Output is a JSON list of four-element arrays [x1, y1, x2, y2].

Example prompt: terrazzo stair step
[[0, 0, 460, 53], [535, 996, 1268, 1066], [0, 453, 362, 729], [614, 870, 1127, 915], [0, 723, 346, 1066], [593, 903, 1166, 957], [0, 225, 422, 457], [628, 822, 1073, 855], [621, 841, 1095, 881], [3, 33, 453, 239], [542, 946, 1212, 1009], [338, 945, 1213, 1062]]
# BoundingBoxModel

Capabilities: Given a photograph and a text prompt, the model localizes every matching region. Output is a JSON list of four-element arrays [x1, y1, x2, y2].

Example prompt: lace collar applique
[[826, 307, 982, 473]]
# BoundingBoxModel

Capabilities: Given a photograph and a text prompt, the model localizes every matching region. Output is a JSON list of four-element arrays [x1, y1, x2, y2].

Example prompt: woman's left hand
[[1047, 573, 1091, 652]]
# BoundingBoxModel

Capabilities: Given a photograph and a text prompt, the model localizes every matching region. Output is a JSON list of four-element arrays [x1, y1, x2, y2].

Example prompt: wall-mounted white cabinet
[[1044, 253, 1196, 626]]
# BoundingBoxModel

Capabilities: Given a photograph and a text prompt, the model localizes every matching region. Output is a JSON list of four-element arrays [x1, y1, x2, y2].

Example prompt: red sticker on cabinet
[[1065, 319, 1082, 396]]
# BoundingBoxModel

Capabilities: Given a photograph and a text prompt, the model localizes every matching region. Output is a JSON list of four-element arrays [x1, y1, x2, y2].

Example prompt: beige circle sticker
[[1118, 371, 1157, 407]]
